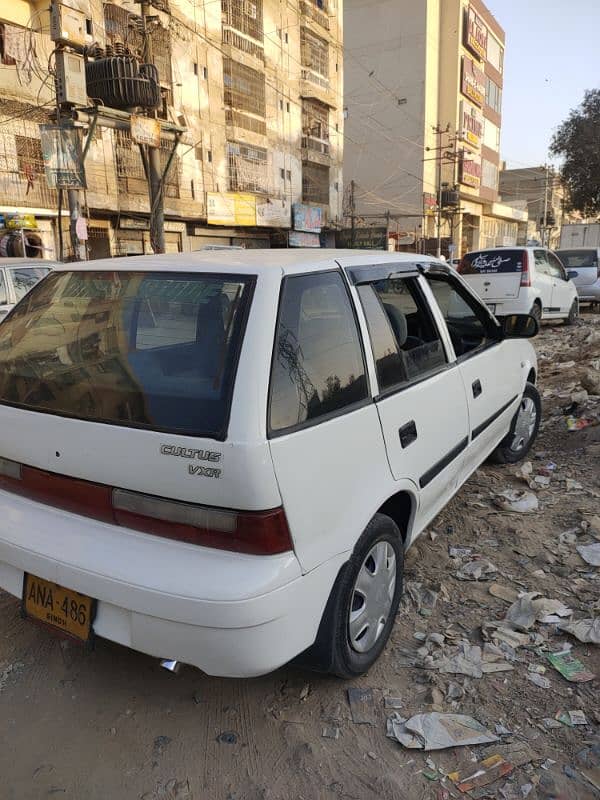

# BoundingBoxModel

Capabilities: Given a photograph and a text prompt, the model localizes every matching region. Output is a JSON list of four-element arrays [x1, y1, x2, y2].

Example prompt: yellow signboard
[[206, 192, 257, 226]]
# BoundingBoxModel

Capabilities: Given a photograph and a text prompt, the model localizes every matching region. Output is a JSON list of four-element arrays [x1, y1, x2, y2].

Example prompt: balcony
[[299, 0, 330, 31]]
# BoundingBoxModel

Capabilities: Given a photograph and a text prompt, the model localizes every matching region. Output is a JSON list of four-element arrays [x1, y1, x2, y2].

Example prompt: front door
[[355, 274, 470, 531], [546, 251, 574, 314], [424, 273, 523, 470], [533, 250, 554, 314]]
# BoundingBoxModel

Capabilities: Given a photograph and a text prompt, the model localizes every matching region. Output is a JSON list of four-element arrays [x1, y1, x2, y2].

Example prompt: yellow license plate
[[23, 574, 95, 643]]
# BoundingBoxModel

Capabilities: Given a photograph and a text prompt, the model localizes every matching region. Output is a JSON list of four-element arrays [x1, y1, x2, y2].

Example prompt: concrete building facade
[[344, 0, 526, 257], [0, 0, 344, 259]]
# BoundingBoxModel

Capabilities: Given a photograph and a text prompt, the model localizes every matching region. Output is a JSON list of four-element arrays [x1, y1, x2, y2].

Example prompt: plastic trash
[[558, 617, 600, 644], [495, 490, 539, 513], [386, 711, 498, 751], [577, 543, 600, 566], [547, 649, 595, 683]]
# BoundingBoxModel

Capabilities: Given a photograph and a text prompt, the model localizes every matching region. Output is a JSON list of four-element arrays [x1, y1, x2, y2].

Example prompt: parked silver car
[[0, 258, 55, 321], [555, 248, 600, 307]]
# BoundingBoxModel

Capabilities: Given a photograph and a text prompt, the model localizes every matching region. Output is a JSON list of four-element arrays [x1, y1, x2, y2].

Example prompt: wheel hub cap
[[510, 397, 537, 452], [348, 541, 396, 653]]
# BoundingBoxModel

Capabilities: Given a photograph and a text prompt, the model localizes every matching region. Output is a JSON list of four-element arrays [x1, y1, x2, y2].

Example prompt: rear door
[[546, 251, 575, 313], [459, 249, 523, 306], [556, 249, 598, 289], [355, 273, 470, 529], [0, 269, 10, 320], [425, 272, 522, 469], [533, 250, 554, 313]]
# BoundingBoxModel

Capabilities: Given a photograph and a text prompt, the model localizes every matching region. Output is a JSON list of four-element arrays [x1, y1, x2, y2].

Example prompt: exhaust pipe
[[160, 658, 182, 674]]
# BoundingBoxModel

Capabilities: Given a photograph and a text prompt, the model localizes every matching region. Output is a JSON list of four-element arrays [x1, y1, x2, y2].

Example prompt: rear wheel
[[529, 302, 542, 324], [299, 514, 404, 678], [565, 299, 579, 325], [489, 382, 541, 464]]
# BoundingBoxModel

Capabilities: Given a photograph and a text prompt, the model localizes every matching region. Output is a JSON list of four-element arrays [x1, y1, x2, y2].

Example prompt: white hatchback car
[[458, 246, 579, 324], [555, 247, 600, 307], [0, 258, 54, 321], [0, 250, 540, 678]]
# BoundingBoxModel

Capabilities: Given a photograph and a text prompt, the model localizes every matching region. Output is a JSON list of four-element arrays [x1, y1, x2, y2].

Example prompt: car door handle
[[399, 420, 418, 448], [472, 379, 482, 398]]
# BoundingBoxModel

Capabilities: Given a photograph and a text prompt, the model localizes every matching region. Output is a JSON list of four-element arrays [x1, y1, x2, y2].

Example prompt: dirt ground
[[1, 312, 600, 800]]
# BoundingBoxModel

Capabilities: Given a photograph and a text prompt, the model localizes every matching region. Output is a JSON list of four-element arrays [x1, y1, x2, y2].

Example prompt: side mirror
[[567, 270, 578, 280], [502, 313, 539, 339]]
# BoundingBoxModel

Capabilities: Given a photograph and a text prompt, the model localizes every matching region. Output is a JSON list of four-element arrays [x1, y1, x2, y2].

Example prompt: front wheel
[[565, 299, 579, 326], [489, 382, 541, 464], [299, 514, 404, 678]]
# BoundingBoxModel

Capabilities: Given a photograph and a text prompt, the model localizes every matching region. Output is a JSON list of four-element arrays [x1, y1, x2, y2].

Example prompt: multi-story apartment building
[[344, 0, 526, 257], [0, 0, 344, 258]]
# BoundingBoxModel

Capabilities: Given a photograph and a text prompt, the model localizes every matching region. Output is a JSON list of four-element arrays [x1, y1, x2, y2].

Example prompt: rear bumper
[[0, 490, 344, 677], [482, 293, 533, 317]]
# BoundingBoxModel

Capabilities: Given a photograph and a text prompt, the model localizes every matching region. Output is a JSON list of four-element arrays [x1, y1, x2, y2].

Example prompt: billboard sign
[[292, 203, 324, 233], [256, 199, 291, 228], [130, 115, 161, 148], [464, 6, 488, 60], [289, 231, 321, 247], [461, 57, 485, 107], [459, 101, 484, 149], [460, 155, 482, 189], [206, 192, 256, 226]]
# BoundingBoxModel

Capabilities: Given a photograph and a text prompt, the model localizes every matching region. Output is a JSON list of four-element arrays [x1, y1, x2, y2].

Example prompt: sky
[[484, 0, 599, 169]]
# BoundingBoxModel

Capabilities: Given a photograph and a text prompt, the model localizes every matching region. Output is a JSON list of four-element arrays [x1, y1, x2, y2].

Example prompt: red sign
[[460, 155, 482, 189], [464, 6, 488, 60], [461, 57, 485, 107]]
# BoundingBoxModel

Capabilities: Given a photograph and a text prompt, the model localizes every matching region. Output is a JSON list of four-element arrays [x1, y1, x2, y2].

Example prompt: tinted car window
[[359, 277, 446, 390], [427, 275, 496, 358], [556, 250, 598, 269], [0, 271, 254, 438], [461, 249, 525, 274], [8, 266, 51, 302], [269, 271, 368, 433]]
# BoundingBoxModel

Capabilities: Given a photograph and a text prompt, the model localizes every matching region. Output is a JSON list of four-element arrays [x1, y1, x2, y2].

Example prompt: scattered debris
[[495, 490, 539, 513], [449, 753, 514, 793], [217, 732, 238, 745], [299, 683, 311, 701], [566, 415, 598, 431], [405, 581, 441, 617], [577, 543, 600, 566], [347, 688, 376, 725], [449, 546, 473, 558], [503, 592, 572, 631], [321, 726, 340, 739], [527, 672, 551, 689], [556, 710, 587, 727], [384, 696, 403, 709], [386, 712, 498, 751], [558, 617, 600, 644], [547, 649, 595, 683], [455, 559, 497, 581], [489, 583, 520, 603]]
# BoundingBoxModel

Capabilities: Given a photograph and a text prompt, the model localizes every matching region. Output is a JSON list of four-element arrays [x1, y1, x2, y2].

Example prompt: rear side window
[[8, 266, 51, 302], [0, 271, 254, 439], [556, 250, 598, 269], [461, 250, 525, 274], [358, 277, 446, 392], [269, 271, 368, 434]]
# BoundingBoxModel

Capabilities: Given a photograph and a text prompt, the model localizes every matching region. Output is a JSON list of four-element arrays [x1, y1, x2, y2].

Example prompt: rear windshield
[[8, 266, 51, 302], [461, 250, 525, 275], [556, 250, 598, 269], [0, 270, 254, 438]]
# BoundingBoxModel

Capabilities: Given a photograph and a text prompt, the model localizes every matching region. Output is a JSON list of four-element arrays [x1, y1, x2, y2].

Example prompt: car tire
[[565, 299, 579, 326], [529, 302, 542, 324], [489, 382, 541, 464], [298, 514, 404, 678]]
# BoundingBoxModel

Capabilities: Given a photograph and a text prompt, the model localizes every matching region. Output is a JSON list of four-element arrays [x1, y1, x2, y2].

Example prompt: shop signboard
[[464, 6, 488, 60], [459, 101, 484, 149], [460, 155, 482, 189], [207, 192, 256, 226], [289, 231, 321, 247], [256, 199, 291, 228], [292, 203, 324, 233], [461, 57, 485, 107], [130, 115, 161, 148]]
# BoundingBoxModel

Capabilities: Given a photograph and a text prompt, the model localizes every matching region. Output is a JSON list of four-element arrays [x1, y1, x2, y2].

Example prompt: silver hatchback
[[556, 248, 600, 306], [0, 258, 55, 321]]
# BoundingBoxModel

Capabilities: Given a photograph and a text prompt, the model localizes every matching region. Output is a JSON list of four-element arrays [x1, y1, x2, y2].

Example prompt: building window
[[286, 169, 291, 181], [300, 27, 329, 87], [302, 161, 329, 205], [482, 159, 499, 191], [207, 149, 212, 162], [487, 35, 503, 74], [485, 77, 502, 114], [203, 66, 208, 79], [227, 141, 268, 193], [280, 167, 285, 180], [483, 119, 500, 151], [221, 0, 263, 42], [193, 62, 198, 75], [299, 0, 331, 32], [223, 57, 267, 135], [302, 98, 330, 155]]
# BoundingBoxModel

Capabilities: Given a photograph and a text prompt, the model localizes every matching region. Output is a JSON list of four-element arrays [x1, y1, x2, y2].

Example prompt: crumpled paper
[[386, 711, 498, 751]]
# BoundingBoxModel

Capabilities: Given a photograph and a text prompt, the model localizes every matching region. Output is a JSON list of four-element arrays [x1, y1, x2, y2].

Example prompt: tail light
[[0, 458, 293, 556], [520, 251, 531, 287]]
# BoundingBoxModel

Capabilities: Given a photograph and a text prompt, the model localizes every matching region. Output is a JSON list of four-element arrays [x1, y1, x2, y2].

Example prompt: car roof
[[50, 249, 447, 277]]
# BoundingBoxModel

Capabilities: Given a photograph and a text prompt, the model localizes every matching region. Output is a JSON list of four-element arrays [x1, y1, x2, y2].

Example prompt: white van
[[458, 247, 579, 324], [0, 250, 539, 678]]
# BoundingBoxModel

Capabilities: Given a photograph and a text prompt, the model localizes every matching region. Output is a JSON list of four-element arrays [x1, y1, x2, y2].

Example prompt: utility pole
[[432, 123, 450, 258], [350, 179, 356, 247], [541, 164, 549, 247], [140, 0, 166, 254]]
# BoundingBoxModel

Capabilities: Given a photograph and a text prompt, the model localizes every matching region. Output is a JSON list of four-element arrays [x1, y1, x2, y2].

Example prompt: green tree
[[550, 89, 600, 216]]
